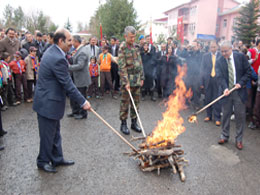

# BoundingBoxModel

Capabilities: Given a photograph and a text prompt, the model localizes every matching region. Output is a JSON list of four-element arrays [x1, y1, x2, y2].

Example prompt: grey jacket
[[69, 46, 91, 88]]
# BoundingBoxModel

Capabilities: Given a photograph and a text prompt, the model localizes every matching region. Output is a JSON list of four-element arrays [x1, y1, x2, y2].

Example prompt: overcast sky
[[1, 0, 246, 31]]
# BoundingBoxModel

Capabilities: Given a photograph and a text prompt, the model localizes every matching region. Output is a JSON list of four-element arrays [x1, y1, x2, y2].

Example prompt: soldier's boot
[[131, 118, 142, 133], [120, 120, 130, 135], [151, 91, 157, 102]]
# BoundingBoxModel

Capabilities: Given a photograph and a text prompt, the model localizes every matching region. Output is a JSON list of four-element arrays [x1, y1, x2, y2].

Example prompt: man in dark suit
[[68, 35, 91, 120], [33, 29, 91, 173], [200, 41, 221, 126], [216, 41, 251, 150], [109, 36, 120, 91], [34, 32, 45, 61]]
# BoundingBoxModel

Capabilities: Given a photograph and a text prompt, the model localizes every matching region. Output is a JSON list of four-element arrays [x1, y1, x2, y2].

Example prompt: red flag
[[100, 23, 103, 41], [177, 17, 184, 44], [150, 22, 153, 45]]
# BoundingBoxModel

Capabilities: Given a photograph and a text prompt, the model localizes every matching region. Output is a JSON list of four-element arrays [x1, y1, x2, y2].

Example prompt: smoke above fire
[[146, 64, 192, 147]]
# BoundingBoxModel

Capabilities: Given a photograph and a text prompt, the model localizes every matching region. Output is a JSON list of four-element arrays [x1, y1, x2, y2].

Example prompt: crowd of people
[[0, 25, 259, 154]]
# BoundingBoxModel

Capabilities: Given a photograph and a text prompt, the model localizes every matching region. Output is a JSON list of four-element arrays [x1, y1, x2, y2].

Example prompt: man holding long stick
[[216, 41, 251, 150], [118, 26, 144, 135], [33, 28, 91, 173]]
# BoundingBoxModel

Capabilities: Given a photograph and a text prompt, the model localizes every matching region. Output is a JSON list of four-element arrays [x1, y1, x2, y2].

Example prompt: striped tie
[[227, 58, 234, 89]]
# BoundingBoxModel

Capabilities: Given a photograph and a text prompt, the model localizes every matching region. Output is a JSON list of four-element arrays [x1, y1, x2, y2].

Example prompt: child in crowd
[[0, 52, 17, 110], [9, 51, 28, 103], [98, 45, 117, 99], [25, 46, 39, 102], [88, 56, 100, 99]]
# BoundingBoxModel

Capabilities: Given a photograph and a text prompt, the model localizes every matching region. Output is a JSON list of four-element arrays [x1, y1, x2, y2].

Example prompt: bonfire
[[128, 65, 192, 182]]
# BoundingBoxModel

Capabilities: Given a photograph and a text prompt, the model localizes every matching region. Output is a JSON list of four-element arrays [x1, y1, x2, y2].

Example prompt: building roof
[[154, 17, 168, 22], [164, 1, 197, 15], [163, 0, 240, 15], [218, 4, 243, 16]]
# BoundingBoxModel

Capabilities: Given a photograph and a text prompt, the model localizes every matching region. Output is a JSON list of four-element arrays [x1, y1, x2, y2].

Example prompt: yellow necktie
[[211, 54, 216, 77]]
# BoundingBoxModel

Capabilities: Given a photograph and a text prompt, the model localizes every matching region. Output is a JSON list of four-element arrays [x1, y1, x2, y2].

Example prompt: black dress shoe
[[37, 164, 57, 173], [54, 159, 75, 167], [0, 130, 7, 137], [120, 120, 130, 135], [0, 145, 5, 151], [67, 113, 75, 118], [131, 118, 142, 133], [74, 114, 87, 120]]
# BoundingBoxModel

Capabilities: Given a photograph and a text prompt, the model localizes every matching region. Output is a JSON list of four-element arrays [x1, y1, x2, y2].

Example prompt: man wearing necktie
[[216, 41, 251, 150], [200, 41, 221, 126]]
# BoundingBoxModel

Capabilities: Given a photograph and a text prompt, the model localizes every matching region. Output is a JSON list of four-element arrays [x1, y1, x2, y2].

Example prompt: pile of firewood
[[126, 138, 188, 182]]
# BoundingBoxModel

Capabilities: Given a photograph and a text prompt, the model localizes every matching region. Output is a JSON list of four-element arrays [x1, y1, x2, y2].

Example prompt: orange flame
[[146, 65, 192, 147]]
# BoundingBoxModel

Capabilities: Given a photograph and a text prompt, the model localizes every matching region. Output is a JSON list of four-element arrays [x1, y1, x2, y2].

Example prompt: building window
[[189, 23, 196, 34], [190, 6, 197, 16], [223, 19, 227, 28]]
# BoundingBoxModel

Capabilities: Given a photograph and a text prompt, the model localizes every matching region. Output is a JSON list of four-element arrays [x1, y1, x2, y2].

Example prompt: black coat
[[160, 55, 178, 88], [141, 51, 156, 89]]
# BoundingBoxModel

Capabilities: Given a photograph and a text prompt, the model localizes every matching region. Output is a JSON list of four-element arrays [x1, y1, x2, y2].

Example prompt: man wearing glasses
[[216, 41, 251, 150]]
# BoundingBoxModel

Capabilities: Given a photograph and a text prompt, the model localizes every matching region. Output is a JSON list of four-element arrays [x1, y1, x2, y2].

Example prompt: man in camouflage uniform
[[118, 26, 144, 135]]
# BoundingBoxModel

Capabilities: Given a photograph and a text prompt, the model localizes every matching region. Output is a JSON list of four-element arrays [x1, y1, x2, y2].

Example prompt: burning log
[[130, 139, 188, 182]]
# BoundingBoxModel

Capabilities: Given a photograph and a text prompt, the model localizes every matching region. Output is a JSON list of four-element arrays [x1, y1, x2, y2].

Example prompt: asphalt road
[[0, 95, 260, 195]]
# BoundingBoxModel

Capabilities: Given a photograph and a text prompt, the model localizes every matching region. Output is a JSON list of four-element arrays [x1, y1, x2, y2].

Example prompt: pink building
[[164, 0, 242, 43]]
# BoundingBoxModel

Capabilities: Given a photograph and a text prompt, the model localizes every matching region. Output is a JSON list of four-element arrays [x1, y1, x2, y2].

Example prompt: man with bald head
[[216, 41, 251, 150], [33, 28, 91, 173], [200, 41, 221, 126]]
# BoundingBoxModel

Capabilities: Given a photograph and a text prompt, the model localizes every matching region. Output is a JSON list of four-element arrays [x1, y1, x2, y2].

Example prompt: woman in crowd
[[141, 42, 157, 101], [160, 46, 178, 100]]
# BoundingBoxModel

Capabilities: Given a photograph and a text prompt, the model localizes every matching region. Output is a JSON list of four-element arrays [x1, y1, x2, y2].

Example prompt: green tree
[[64, 18, 73, 32], [25, 10, 57, 33], [156, 33, 166, 44], [13, 6, 25, 30], [233, 0, 260, 44], [3, 4, 14, 27], [89, 0, 139, 40], [48, 22, 58, 32]]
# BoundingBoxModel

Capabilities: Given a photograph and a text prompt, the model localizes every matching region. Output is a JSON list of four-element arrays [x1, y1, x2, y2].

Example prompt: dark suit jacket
[[33, 45, 86, 120], [109, 44, 119, 57], [216, 52, 251, 103], [200, 52, 221, 89]]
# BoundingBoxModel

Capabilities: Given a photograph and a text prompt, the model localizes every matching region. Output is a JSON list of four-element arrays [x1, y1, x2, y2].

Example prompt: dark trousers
[[221, 91, 246, 142], [37, 114, 63, 166], [0, 109, 3, 131], [252, 91, 260, 127], [88, 77, 99, 96], [111, 62, 120, 91], [205, 77, 221, 121], [27, 80, 35, 99], [1, 80, 16, 106], [15, 73, 28, 101], [70, 87, 87, 117], [100, 72, 114, 96]]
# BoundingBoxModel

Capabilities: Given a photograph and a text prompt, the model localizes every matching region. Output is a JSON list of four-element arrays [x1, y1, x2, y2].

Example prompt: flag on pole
[[100, 23, 103, 41], [177, 17, 184, 44]]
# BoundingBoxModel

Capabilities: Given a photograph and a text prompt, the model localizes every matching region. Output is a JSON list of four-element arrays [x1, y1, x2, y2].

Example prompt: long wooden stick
[[90, 108, 139, 153], [195, 86, 237, 116], [127, 89, 146, 137]]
